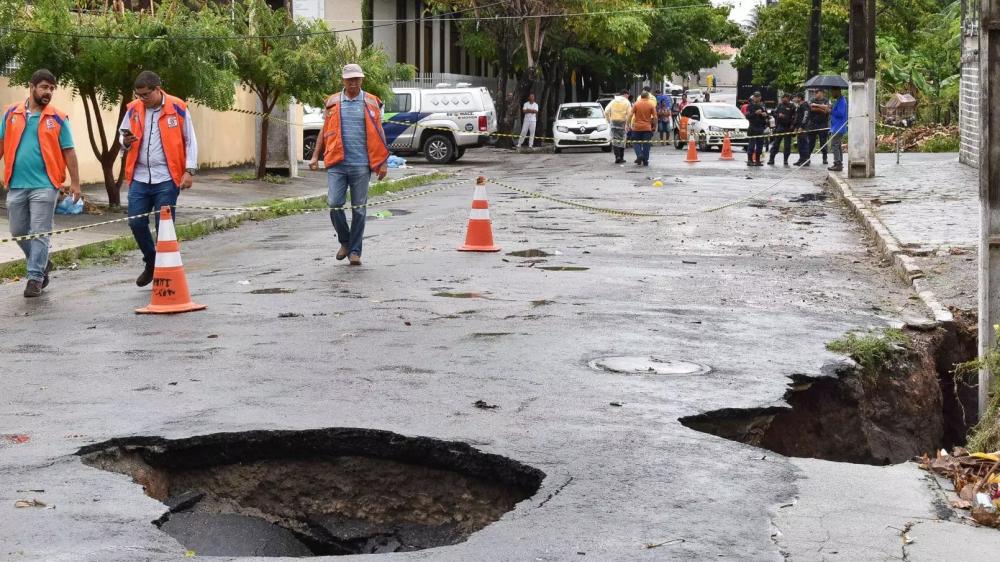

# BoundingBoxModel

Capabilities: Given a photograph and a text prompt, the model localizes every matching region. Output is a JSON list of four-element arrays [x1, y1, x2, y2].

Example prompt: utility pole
[[847, 0, 875, 178], [979, 0, 999, 418], [807, 0, 822, 78]]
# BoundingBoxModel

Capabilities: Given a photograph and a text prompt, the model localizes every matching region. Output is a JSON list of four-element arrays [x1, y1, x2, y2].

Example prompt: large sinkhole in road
[[680, 319, 979, 466], [78, 428, 544, 557]]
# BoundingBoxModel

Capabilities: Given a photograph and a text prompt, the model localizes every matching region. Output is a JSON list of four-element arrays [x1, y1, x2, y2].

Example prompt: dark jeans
[[748, 128, 766, 159], [128, 179, 180, 266], [632, 131, 653, 162], [769, 129, 793, 163], [797, 132, 811, 162], [327, 164, 371, 257], [809, 130, 829, 161]]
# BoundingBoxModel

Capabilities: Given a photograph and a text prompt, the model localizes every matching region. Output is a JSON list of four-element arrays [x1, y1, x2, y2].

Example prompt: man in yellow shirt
[[604, 90, 631, 164]]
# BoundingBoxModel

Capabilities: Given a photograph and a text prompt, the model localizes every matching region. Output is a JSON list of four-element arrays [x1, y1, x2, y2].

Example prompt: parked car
[[302, 85, 498, 165], [674, 102, 750, 151], [302, 105, 325, 160], [552, 102, 612, 153]]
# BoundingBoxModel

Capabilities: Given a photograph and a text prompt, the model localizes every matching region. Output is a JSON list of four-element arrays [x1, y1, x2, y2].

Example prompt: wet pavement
[[830, 153, 978, 311], [2, 146, 998, 560]]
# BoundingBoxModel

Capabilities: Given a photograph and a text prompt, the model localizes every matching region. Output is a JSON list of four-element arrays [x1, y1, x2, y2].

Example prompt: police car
[[303, 85, 498, 164]]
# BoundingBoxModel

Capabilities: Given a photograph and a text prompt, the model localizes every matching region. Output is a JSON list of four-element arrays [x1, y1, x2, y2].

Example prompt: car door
[[381, 89, 417, 151]]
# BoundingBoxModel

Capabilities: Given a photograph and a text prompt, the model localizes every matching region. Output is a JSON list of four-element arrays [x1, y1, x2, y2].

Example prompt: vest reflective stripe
[[2, 102, 69, 188], [124, 93, 188, 185], [322, 91, 390, 171]]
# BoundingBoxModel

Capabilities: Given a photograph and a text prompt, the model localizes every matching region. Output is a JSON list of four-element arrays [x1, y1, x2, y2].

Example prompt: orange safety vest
[[124, 92, 189, 186], [2, 101, 69, 188], [321, 91, 390, 171]]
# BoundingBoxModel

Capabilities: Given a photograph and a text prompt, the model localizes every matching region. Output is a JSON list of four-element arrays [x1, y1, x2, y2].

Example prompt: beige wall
[[326, 0, 363, 46], [0, 78, 257, 184]]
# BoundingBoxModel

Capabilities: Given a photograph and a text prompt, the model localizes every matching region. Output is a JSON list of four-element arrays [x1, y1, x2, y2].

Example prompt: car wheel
[[674, 138, 684, 150], [303, 132, 318, 161], [423, 134, 455, 165], [450, 147, 466, 162]]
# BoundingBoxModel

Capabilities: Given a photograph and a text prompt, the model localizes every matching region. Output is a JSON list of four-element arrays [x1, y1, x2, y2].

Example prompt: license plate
[[575, 135, 590, 141]]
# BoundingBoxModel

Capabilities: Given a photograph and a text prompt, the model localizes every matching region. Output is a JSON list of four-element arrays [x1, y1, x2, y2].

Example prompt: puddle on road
[[788, 193, 828, 203], [471, 332, 514, 338], [507, 249, 552, 258], [538, 266, 589, 272], [590, 356, 711, 376], [433, 292, 485, 299], [250, 288, 296, 294], [79, 428, 543, 557]]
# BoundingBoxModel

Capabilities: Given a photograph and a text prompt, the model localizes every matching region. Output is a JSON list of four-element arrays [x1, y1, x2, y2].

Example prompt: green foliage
[[826, 327, 910, 380], [956, 326, 1000, 452], [734, 0, 849, 92], [919, 132, 960, 152]]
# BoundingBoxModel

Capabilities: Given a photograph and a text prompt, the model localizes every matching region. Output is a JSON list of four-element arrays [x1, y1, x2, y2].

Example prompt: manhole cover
[[78, 428, 544, 557], [589, 356, 711, 376]]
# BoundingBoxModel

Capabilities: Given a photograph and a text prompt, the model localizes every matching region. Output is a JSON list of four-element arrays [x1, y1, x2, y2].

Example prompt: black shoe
[[822, 158, 828, 165], [41, 260, 53, 289], [784, 162, 790, 167], [642, 160, 650, 166], [766, 159, 775, 166], [136, 263, 155, 287], [634, 158, 641, 164], [828, 165, 843, 172], [801, 161, 811, 167], [24, 279, 42, 298]]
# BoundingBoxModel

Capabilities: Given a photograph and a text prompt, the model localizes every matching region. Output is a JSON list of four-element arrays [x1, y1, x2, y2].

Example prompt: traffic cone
[[458, 176, 501, 252], [720, 132, 734, 160], [136, 206, 207, 314], [685, 135, 700, 163]]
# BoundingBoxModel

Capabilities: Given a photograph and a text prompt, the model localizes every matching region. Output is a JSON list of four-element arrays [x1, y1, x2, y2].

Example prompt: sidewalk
[[826, 153, 978, 318], [0, 166, 433, 270]]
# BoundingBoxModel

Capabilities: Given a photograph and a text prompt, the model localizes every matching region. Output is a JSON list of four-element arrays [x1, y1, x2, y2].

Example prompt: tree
[[230, 0, 410, 178], [733, 0, 849, 92], [10, 0, 237, 206]]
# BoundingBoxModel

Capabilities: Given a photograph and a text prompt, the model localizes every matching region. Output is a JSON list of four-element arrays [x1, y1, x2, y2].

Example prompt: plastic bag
[[55, 195, 84, 215]]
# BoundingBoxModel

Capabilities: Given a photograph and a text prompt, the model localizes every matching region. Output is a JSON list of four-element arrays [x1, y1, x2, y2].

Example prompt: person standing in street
[[745, 92, 768, 167], [0, 69, 80, 298], [120, 71, 197, 287], [828, 87, 848, 172], [517, 93, 539, 148], [768, 93, 795, 166], [807, 89, 831, 165], [655, 89, 673, 143], [792, 92, 812, 166], [604, 90, 631, 164], [309, 64, 389, 267], [627, 90, 657, 166]]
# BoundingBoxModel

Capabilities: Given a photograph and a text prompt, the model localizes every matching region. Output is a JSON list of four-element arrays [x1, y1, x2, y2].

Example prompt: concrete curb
[[826, 172, 954, 324], [0, 170, 443, 276]]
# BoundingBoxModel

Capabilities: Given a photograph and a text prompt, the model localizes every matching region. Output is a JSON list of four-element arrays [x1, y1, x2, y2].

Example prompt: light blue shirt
[[0, 103, 74, 189], [340, 90, 369, 167], [119, 97, 198, 184]]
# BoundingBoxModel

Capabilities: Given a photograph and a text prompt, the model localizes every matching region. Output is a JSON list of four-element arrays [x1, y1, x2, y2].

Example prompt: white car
[[552, 103, 612, 153], [675, 102, 750, 150]]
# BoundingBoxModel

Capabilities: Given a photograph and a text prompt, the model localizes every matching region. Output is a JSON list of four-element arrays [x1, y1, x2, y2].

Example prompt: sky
[[713, 0, 764, 26]]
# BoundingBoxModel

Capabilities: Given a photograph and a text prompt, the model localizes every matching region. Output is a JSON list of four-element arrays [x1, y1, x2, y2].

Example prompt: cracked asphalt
[[3, 146, 998, 561]]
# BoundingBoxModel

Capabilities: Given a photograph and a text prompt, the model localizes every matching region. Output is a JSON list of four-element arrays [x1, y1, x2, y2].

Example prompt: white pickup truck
[[302, 85, 498, 164]]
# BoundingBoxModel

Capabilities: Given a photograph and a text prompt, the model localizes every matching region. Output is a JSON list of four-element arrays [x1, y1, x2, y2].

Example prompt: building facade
[[959, 0, 980, 167]]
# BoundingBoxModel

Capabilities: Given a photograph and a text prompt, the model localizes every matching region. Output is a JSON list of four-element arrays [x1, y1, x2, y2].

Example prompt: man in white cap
[[309, 63, 389, 266]]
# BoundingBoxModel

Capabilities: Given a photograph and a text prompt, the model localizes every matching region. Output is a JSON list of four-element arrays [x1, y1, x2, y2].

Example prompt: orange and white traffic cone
[[685, 135, 700, 163], [720, 132, 734, 160], [458, 176, 500, 252], [136, 206, 207, 314]]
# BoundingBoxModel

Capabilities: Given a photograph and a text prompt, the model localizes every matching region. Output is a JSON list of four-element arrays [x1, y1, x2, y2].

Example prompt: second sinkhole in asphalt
[[78, 428, 544, 557], [679, 314, 980, 465]]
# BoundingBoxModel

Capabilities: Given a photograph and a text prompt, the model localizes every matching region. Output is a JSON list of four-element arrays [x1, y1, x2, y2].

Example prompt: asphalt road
[[2, 146, 997, 561]]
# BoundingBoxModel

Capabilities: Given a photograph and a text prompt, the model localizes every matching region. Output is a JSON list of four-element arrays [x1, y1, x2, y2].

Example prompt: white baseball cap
[[342, 64, 365, 79]]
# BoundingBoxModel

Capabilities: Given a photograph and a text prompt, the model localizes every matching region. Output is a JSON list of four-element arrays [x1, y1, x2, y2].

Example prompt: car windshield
[[701, 105, 746, 119], [558, 106, 603, 120]]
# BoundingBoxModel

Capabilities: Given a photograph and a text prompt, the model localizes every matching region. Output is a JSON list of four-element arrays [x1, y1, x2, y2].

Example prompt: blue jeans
[[632, 131, 653, 162], [128, 180, 179, 266], [7, 188, 58, 282], [327, 164, 371, 257]]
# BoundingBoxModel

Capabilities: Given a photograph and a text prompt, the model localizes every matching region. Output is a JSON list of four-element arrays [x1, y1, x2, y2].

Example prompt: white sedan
[[552, 103, 612, 153], [675, 102, 750, 151]]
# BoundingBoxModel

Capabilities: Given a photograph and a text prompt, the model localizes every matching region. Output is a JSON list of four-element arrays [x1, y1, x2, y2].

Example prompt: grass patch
[[229, 171, 290, 185], [919, 132, 960, 153], [826, 327, 910, 380], [1, 171, 454, 282], [956, 326, 1000, 452]]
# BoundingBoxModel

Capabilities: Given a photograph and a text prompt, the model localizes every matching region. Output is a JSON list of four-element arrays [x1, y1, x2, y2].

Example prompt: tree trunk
[[257, 115, 270, 179], [100, 154, 119, 207]]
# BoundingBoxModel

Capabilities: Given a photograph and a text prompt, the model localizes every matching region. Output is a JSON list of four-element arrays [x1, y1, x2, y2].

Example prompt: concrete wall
[[0, 78, 258, 184], [959, 0, 980, 167], [325, 0, 363, 46]]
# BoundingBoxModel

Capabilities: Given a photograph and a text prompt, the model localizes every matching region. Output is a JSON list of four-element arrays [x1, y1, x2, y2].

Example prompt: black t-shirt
[[772, 102, 795, 129], [746, 102, 768, 129], [795, 103, 810, 129]]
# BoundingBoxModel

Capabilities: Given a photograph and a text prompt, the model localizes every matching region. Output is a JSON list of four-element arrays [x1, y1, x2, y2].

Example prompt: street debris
[[918, 448, 1000, 527], [609, 402, 623, 407], [1, 434, 30, 446], [277, 312, 303, 318], [643, 538, 685, 549], [473, 400, 499, 410], [14, 499, 47, 508]]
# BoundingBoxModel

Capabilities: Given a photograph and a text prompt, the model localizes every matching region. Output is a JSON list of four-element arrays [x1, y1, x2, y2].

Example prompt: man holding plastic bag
[[0, 69, 81, 298]]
